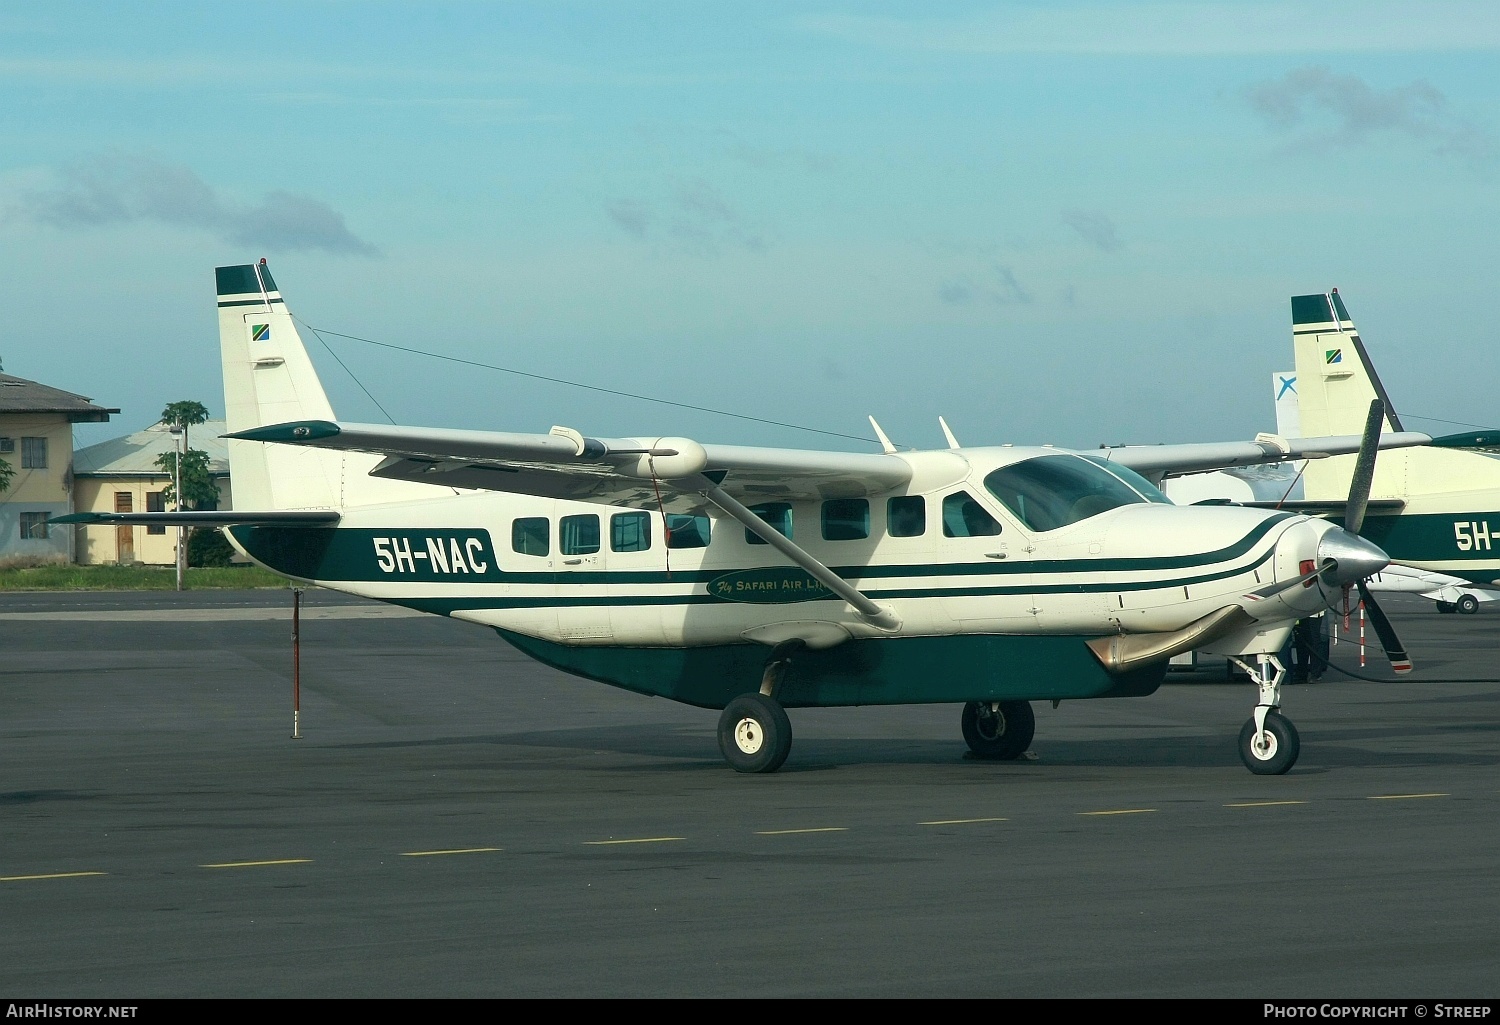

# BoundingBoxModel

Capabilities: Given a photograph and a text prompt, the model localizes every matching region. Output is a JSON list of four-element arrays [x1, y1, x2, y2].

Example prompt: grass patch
[[0, 564, 293, 591]]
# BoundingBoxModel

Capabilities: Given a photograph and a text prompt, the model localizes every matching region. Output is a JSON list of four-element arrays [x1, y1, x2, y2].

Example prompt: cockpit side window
[[941, 491, 1002, 537], [983, 454, 1145, 532]]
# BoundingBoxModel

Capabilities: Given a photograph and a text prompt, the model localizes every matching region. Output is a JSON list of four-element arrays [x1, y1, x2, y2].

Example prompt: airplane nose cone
[[1317, 528, 1389, 585]]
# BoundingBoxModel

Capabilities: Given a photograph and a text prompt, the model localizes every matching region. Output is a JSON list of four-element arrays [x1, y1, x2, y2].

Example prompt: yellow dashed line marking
[[200, 859, 313, 869], [755, 827, 850, 835], [401, 848, 503, 857], [1079, 809, 1157, 816], [1369, 793, 1449, 800], [1, 871, 108, 882], [582, 837, 685, 846], [920, 817, 1009, 825], [1225, 800, 1309, 808]]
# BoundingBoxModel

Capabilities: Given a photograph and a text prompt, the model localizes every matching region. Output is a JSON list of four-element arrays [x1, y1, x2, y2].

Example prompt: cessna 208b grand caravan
[[59, 263, 1445, 775]]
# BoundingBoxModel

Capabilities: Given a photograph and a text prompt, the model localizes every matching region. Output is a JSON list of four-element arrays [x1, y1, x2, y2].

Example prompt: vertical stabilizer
[[1289, 291, 1404, 436], [1291, 291, 1406, 504], [217, 262, 341, 511]]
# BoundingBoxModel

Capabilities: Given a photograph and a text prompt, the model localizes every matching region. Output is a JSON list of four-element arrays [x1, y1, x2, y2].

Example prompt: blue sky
[[3, 2, 1497, 453]]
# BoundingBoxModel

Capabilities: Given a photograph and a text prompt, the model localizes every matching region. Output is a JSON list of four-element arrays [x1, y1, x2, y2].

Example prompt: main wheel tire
[[717, 693, 792, 773], [1436, 601, 1456, 614], [1457, 594, 1480, 615], [1238, 711, 1300, 775], [961, 700, 1035, 760]]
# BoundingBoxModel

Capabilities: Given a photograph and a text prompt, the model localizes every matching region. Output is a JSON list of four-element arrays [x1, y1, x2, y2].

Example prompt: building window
[[560, 514, 600, 556], [610, 511, 651, 553], [666, 514, 711, 549], [147, 491, 166, 535], [512, 517, 549, 557], [21, 437, 46, 469], [20, 512, 49, 540], [887, 496, 926, 537], [745, 502, 792, 545], [821, 499, 870, 541]]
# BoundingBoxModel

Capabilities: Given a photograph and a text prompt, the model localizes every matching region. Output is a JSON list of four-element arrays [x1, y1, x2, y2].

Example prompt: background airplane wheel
[[1238, 711, 1300, 775], [1457, 594, 1480, 615], [717, 693, 792, 773], [961, 700, 1035, 760]]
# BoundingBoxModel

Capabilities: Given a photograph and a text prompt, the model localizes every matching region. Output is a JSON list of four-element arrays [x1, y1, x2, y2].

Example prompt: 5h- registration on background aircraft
[[57, 263, 1467, 776]]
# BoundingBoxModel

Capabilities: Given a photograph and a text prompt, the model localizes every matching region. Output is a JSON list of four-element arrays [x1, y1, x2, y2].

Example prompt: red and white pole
[[1358, 599, 1366, 668]]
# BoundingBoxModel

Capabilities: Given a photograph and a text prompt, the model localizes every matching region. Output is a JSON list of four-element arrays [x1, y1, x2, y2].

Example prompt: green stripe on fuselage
[[230, 514, 1290, 595]]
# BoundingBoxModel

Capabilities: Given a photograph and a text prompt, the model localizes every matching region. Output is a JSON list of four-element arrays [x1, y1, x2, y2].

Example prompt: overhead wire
[[292, 317, 878, 446]]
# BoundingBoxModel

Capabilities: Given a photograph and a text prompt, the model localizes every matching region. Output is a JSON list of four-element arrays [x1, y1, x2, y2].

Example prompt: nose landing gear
[[1230, 652, 1300, 774]]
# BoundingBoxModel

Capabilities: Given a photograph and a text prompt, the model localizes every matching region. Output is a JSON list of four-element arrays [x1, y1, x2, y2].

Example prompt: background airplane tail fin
[[217, 262, 343, 511], [1289, 290, 1404, 437]]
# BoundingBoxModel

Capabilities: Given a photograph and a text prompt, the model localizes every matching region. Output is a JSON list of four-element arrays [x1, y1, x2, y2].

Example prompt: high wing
[[228, 419, 913, 513], [1093, 431, 1436, 485]]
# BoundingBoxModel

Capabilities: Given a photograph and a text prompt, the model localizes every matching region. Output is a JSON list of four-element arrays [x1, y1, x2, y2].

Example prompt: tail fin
[[1289, 290, 1404, 436], [217, 261, 343, 511]]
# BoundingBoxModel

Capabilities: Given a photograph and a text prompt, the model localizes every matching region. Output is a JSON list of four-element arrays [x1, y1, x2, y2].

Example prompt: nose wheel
[[1231, 653, 1301, 775]]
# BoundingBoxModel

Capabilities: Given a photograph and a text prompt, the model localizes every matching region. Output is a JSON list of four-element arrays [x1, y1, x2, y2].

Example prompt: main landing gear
[[961, 700, 1035, 760], [717, 641, 799, 773], [1230, 652, 1301, 775]]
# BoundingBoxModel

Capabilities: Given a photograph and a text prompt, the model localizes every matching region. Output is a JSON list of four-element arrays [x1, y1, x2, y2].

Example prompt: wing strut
[[697, 476, 902, 632]]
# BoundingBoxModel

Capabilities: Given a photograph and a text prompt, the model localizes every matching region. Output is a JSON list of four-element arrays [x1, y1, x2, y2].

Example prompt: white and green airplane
[[1279, 289, 1500, 597], [58, 264, 1448, 775]]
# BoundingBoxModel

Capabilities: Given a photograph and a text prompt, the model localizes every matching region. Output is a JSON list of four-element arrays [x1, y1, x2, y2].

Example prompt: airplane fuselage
[[226, 448, 1342, 710]]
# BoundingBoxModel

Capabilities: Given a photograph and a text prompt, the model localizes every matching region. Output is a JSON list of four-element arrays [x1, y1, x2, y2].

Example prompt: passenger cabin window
[[512, 517, 549, 557], [984, 453, 1147, 532], [611, 511, 651, 552], [821, 499, 869, 541], [942, 492, 1002, 537], [745, 502, 792, 545], [559, 514, 600, 555], [887, 496, 926, 537], [666, 513, 712, 549]]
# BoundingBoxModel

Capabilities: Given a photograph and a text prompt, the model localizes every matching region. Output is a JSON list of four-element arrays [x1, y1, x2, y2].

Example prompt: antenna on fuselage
[[868, 416, 896, 454], [939, 416, 960, 449]]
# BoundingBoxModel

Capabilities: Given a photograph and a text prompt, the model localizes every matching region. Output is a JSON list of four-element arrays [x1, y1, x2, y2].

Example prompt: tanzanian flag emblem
[[252, 324, 271, 342], [1324, 348, 1342, 365]]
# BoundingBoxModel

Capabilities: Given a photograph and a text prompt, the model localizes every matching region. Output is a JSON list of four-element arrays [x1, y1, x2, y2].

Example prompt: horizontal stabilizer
[[52, 510, 341, 527]]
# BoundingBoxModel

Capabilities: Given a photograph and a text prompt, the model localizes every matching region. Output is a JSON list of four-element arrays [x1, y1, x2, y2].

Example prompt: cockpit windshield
[[1081, 455, 1174, 505], [983, 454, 1150, 532]]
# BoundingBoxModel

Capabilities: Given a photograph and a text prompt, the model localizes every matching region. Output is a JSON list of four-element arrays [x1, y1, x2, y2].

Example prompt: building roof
[[73, 420, 230, 477], [0, 373, 117, 422]]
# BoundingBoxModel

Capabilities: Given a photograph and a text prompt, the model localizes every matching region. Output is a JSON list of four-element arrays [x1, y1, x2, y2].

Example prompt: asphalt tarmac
[[2, 587, 1498, 998]]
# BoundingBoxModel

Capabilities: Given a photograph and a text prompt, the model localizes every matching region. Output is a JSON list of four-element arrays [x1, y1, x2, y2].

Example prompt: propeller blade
[[1356, 580, 1413, 674], [1344, 398, 1385, 537]]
